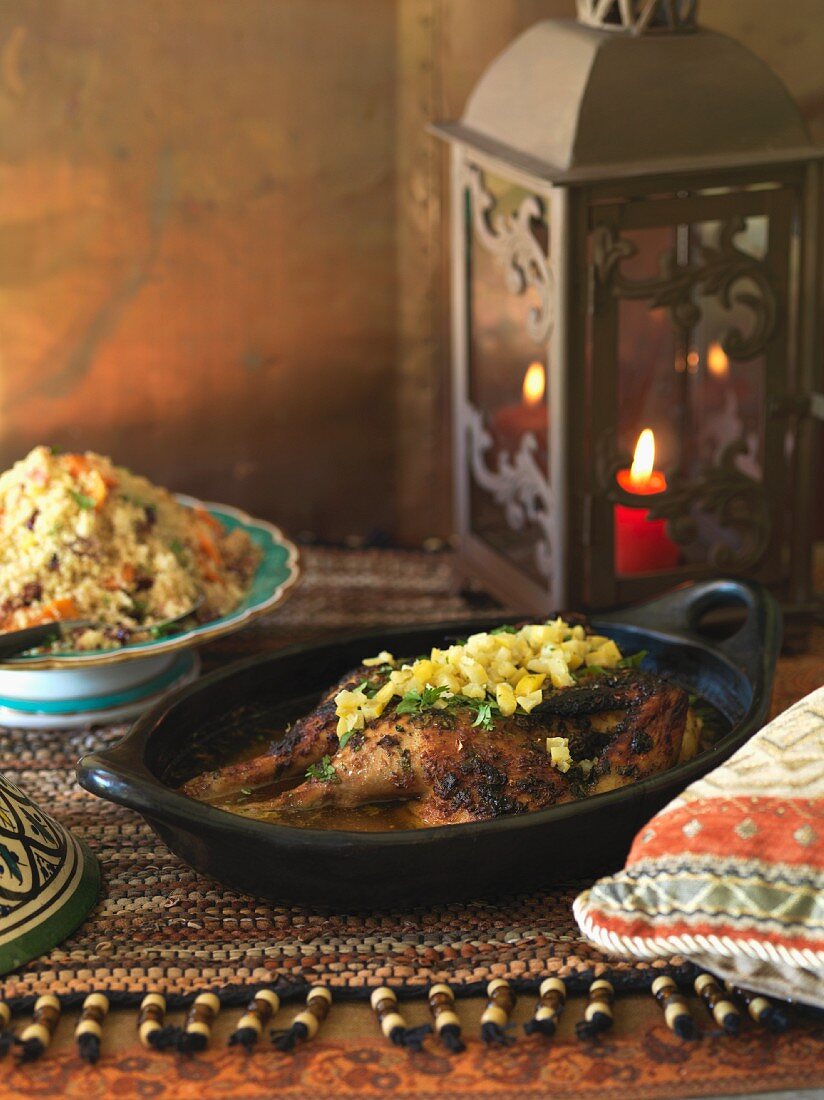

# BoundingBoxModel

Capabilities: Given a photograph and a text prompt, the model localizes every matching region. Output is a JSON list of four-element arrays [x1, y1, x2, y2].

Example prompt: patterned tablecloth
[[1, 548, 822, 1099]]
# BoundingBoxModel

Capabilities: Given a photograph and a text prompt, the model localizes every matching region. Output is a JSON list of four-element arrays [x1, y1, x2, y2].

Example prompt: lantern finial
[[576, 0, 698, 35]]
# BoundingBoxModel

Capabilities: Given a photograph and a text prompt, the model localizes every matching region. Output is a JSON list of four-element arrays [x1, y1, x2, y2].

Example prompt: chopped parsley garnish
[[338, 728, 354, 750], [305, 755, 338, 783], [469, 700, 497, 731], [169, 538, 186, 562], [619, 649, 648, 669], [70, 490, 95, 510], [574, 666, 601, 679], [396, 684, 451, 715], [396, 684, 499, 730], [490, 624, 517, 635]]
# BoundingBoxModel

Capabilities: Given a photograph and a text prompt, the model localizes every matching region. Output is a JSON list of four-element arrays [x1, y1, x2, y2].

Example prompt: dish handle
[[595, 578, 782, 689]]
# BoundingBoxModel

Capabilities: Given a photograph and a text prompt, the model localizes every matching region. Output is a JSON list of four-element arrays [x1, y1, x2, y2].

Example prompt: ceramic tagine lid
[[0, 772, 99, 975]]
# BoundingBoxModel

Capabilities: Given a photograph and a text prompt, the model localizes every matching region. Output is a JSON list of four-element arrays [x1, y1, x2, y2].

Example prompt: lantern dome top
[[576, 0, 698, 35], [434, 19, 815, 182]]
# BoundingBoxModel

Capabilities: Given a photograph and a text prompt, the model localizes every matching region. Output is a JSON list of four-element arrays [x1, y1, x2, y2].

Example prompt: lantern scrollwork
[[466, 405, 554, 578], [468, 165, 554, 344], [593, 217, 778, 360]]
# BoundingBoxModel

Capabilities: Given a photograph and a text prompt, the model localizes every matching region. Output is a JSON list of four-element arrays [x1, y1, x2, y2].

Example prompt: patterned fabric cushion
[[574, 686, 824, 1008]]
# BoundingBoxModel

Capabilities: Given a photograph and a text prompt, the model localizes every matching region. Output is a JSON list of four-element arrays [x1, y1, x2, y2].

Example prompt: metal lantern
[[434, 0, 823, 637]]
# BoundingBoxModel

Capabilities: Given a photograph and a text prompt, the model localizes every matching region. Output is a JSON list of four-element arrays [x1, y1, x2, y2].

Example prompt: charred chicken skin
[[181, 665, 689, 826]]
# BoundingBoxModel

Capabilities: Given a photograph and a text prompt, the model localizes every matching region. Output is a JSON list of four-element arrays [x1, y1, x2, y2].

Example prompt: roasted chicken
[[182, 664, 690, 826]]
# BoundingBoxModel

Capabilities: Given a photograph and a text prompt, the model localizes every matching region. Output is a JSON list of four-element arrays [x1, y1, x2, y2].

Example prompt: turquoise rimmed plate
[[0, 499, 299, 727]]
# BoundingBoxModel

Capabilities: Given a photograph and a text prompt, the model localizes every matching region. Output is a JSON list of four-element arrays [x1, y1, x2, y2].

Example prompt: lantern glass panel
[[611, 214, 770, 577], [465, 168, 551, 586]]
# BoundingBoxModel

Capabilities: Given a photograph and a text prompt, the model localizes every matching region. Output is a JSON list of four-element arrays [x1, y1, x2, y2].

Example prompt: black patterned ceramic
[[0, 773, 99, 975]]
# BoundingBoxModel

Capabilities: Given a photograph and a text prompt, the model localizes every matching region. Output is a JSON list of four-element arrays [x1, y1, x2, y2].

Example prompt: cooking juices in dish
[[0, 446, 261, 651], [180, 621, 726, 830]]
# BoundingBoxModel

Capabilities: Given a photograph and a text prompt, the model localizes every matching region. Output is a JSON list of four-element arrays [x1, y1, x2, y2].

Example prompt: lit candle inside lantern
[[492, 362, 548, 455], [707, 341, 729, 378], [614, 429, 680, 575], [522, 361, 545, 406]]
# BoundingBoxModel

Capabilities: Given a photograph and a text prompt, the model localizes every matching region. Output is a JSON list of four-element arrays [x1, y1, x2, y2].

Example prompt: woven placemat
[[2, 548, 821, 1007]]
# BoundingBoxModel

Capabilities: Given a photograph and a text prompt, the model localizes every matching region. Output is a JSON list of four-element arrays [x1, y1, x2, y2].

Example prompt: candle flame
[[522, 362, 545, 407], [630, 429, 655, 487], [707, 341, 729, 378]]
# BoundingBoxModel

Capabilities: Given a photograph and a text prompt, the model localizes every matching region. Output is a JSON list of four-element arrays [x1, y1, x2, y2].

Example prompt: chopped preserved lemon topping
[[585, 639, 623, 668], [514, 672, 546, 697], [362, 650, 395, 667], [413, 659, 433, 686], [461, 683, 487, 701], [517, 688, 543, 714], [495, 682, 517, 717], [546, 736, 572, 772], [335, 619, 629, 734]]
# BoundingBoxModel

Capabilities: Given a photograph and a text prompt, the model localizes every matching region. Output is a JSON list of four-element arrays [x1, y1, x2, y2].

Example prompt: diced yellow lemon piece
[[495, 656, 517, 679], [460, 657, 488, 685], [545, 650, 575, 688], [515, 673, 546, 696], [433, 669, 462, 694], [546, 736, 572, 772], [362, 650, 394, 667], [371, 682, 395, 707], [337, 710, 363, 736], [585, 639, 622, 668], [460, 683, 486, 701], [561, 639, 588, 661], [495, 682, 517, 716], [517, 689, 543, 714], [413, 659, 434, 686], [335, 688, 365, 708], [389, 669, 413, 689]]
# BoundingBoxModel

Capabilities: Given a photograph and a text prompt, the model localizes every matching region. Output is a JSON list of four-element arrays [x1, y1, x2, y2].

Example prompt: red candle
[[614, 429, 680, 575], [492, 362, 548, 457]]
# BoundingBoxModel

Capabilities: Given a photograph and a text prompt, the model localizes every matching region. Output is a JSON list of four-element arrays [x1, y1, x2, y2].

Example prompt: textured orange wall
[[0, 1, 397, 539], [0, 1, 821, 543]]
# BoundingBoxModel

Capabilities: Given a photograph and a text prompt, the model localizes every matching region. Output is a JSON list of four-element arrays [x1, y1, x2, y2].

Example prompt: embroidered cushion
[[574, 686, 824, 1007]]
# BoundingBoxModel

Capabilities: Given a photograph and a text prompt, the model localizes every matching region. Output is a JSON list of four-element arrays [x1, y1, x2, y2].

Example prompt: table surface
[[2, 547, 823, 1100]]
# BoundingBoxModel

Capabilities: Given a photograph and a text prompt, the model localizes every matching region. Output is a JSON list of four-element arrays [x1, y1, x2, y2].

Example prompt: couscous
[[0, 446, 261, 650]]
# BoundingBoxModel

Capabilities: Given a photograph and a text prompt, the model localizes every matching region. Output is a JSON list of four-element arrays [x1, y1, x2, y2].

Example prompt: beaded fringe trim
[[0, 966, 805, 1064]]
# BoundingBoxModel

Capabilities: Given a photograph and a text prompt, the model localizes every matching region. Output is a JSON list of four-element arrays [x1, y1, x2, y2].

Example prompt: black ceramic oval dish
[[78, 579, 780, 908]]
